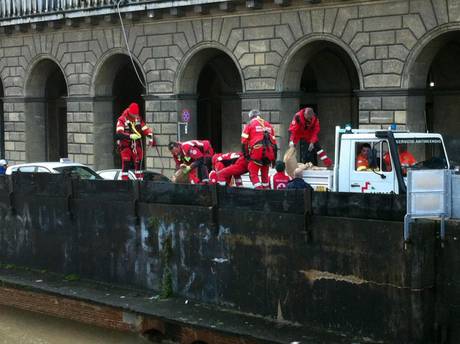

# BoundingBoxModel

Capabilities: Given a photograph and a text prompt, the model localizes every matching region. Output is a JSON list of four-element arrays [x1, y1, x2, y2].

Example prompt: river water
[[0, 304, 154, 344]]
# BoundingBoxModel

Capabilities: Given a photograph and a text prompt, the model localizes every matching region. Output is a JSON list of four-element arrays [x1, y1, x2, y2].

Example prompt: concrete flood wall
[[0, 173, 446, 343]]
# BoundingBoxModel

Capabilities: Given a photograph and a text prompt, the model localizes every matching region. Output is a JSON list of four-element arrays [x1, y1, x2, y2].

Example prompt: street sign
[[181, 109, 191, 122]]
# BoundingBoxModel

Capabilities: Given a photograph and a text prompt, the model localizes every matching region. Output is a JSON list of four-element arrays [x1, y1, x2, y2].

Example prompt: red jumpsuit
[[180, 140, 214, 183], [384, 151, 416, 175], [271, 172, 291, 190], [241, 116, 277, 189], [116, 106, 153, 180], [171, 146, 199, 184], [288, 108, 332, 167], [211, 152, 248, 186], [212, 152, 243, 171]]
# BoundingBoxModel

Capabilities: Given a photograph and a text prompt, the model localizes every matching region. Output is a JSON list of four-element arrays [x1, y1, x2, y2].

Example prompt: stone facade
[[0, 0, 459, 174]]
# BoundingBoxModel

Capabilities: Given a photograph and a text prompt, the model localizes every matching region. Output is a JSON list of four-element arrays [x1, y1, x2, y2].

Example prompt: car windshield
[[395, 137, 448, 171], [53, 166, 102, 180]]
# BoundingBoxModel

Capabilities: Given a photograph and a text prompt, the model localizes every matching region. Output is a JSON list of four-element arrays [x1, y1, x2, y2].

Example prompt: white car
[[97, 169, 171, 182], [97, 169, 136, 180], [6, 159, 102, 180]]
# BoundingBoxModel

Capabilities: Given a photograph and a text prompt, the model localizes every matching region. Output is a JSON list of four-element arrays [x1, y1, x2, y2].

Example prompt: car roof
[[8, 162, 88, 170]]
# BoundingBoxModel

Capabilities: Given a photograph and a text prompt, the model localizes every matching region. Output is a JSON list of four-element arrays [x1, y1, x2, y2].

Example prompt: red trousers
[[248, 162, 270, 189], [188, 169, 200, 184], [217, 157, 248, 186], [248, 146, 273, 189], [120, 146, 144, 180], [214, 161, 226, 172]]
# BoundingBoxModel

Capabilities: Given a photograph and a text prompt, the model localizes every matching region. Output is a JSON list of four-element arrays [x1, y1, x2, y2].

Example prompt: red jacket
[[212, 152, 243, 170], [241, 116, 277, 149], [116, 109, 152, 149], [288, 109, 320, 144], [181, 140, 214, 163], [271, 172, 291, 190]]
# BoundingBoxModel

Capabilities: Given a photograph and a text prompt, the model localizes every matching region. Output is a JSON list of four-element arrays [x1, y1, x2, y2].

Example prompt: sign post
[[178, 109, 191, 141]]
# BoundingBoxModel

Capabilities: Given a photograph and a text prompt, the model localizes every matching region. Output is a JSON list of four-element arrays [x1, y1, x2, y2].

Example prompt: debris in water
[[120, 296, 125, 299], [212, 258, 229, 263], [185, 299, 189, 304], [35, 280, 43, 283]]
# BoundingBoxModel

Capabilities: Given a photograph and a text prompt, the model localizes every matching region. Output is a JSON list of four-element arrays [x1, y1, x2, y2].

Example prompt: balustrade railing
[[0, 0, 144, 18]]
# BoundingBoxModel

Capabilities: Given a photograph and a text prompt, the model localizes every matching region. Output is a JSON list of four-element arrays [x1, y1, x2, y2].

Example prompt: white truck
[[242, 126, 450, 194], [302, 126, 450, 194]]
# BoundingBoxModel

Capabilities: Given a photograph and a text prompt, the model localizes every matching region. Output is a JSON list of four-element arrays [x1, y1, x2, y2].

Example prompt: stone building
[[0, 0, 459, 176]]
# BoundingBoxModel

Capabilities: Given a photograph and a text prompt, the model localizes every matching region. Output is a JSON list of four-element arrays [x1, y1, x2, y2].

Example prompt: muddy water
[[0, 305, 155, 344]]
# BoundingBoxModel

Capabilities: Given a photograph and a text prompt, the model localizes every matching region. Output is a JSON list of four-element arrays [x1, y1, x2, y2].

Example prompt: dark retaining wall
[[0, 173, 448, 343]]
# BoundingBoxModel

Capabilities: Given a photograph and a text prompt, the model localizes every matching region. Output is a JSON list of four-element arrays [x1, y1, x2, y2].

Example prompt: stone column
[[67, 97, 95, 167], [2, 98, 26, 164], [144, 95, 184, 177]]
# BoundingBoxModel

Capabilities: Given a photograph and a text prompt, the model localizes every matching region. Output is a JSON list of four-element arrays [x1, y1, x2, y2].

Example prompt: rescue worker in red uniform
[[209, 152, 248, 186], [168, 140, 214, 183], [241, 110, 277, 189], [168, 141, 199, 184], [271, 161, 291, 190], [115, 103, 154, 180], [356, 143, 372, 171], [288, 107, 332, 167], [383, 144, 416, 176]]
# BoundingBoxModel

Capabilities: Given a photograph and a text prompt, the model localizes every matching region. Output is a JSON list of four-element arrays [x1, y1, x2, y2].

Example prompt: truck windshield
[[394, 138, 448, 172]]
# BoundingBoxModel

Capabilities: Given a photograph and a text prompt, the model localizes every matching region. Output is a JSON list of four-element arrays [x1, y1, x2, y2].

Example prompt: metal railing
[[0, 0, 129, 18]]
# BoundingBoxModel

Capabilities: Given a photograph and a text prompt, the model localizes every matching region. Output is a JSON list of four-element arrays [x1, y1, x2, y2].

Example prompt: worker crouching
[[241, 110, 277, 189], [209, 152, 248, 186], [115, 102, 155, 180], [168, 140, 214, 184]]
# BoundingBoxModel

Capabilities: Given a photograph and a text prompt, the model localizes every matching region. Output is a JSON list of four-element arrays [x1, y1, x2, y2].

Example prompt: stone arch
[[403, 25, 460, 163], [92, 50, 146, 169], [24, 57, 68, 162], [277, 36, 361, 160], [175, 43, 243, 152]]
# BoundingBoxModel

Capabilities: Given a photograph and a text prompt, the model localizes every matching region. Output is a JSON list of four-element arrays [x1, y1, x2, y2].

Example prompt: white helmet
[[0, 159, 7, 166], [248, 109, 260, 119]]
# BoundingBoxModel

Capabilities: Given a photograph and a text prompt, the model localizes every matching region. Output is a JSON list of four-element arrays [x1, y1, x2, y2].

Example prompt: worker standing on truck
[[288, 107, 332, 167], [241, 110, 277, 189], [115, 103, 155, 180]]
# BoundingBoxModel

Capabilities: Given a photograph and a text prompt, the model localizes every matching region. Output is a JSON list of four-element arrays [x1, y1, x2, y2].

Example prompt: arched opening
[[178, 48, 242, 153], [281, 40, 359, 157], [25, 59, 68, 162], [142, 329, 166, 342], [406, 31, 460, 163], [93, 54, 145, 170]]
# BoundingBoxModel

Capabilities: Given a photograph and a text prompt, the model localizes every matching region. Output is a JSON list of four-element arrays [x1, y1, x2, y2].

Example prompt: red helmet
[[128, 102, 139, 116]]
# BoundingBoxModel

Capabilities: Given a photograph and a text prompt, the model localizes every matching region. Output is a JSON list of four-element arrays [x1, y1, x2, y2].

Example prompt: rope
[[116, 0, 147, 90]]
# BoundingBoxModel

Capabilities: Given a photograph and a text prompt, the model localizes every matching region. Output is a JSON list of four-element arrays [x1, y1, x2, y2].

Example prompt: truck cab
[[333, 127, 450, 194]]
